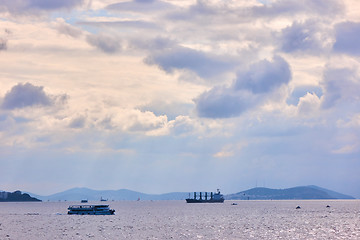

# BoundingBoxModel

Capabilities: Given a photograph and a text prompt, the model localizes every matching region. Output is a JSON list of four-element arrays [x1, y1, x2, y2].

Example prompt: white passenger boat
[[67, 205, 115, 215]]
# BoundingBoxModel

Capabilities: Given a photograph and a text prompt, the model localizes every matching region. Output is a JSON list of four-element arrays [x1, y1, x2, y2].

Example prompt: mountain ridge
[[0, 190, 41, 202], [28, 188, 189, 201], [27, 185, 355, 201], [226, 186, 355, 200]]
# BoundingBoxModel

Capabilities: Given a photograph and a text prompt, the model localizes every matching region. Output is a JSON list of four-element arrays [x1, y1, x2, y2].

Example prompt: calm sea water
[[0, 200, 359, 239]]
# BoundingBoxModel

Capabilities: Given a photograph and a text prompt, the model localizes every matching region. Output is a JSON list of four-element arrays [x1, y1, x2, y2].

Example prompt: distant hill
[[225, 186, 355, 200], [0, 190, 41, 202], [27, 185, 354, 201], [30, 188, 189, 201], [305, 185, 354, 199]]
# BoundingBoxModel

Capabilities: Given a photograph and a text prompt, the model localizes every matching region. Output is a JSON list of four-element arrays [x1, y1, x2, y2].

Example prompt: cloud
[[168, 115, 223, 137], [168, 115, 199, 136], [287, 85, 323, 106], [0, 0, 84, 15], [145, 46, 234, 79], [106, 0, 175, 13], [332, 144, 359, 154], [321, 67, 360, 109], [167, 0, 230, 23], [234, 56, 291, 94], [79, 20, 159, 30], [195, 86, 257, 118], [333, 21, 360, 56], [213, 144, 235, 158], [131, 36, 175, 51], [1, 83, 66, 110], [166, 0, 344, 25], [124, 110, 168, 133], [278, 20, 332, 54], [0, 37, 6, 51], [69, 115, 86, 129], [195, 56, 292, 118], [86, 34, 121, 53], [297, 92, 321, 116], [251, 0, 344, 18], [95, 109, 170, 135], [138, 100, 193, 120], [26, 0, 84, 10], [54, 18, 83, 38], [0, 29, 11, 51]]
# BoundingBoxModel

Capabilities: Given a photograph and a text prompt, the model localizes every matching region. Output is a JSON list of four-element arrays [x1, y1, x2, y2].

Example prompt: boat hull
[[186, 199, 224, 203], [68, 210, 115, 215], [67, 205, 115, 215]]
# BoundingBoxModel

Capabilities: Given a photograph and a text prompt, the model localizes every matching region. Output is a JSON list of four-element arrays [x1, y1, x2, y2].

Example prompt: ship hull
[[186, 198, 224, 203], [68, 210, 115, 215], [67, 205, 115, 215]]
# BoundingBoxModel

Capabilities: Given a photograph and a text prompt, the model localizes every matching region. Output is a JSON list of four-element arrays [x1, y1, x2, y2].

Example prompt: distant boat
[[186, 189, 224, 203], [81, 199, 88, 203], [68, 205, 115, 215], [100, 197, 108, 201]]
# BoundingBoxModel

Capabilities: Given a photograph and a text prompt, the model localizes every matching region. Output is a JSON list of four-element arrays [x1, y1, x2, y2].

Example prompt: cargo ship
[[186, 189, 224, 203]]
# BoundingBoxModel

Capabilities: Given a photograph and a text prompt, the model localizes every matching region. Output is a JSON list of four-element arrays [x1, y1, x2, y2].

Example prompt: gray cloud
[[195, 56, 292, 118], [106, 0, 175, 13], [278, 20, 331, 54], [168, 0, 223, 20], [86, 34, 121, 53], [321, 67, 360, 109], [195, 87, 257, 118], [69, 115, 86, 129], [0, 0, 84, 14], [1, 82, 66, 110], [2, 83, 51, 109], [27, 0, 83, 10], [166, 1, 247, 26], [0, 37, 6, 51], [78, 20, 159, 31], [145, 46, 234, 79], [251, 0, 344, 18], [333, 22, 360, 56], [131, 37, 176, 51], [55, 20, 83, 38], [0, 29, 11, 51], [234, 56, 291, 94], [166, 0, 344, 25]]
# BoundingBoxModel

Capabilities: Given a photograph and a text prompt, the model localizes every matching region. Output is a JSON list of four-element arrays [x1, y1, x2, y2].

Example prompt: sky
[[0, 0, 359, 198]]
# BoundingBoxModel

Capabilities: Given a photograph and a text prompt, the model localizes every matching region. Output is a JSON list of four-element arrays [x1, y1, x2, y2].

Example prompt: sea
[[0, 200, 359, 239]]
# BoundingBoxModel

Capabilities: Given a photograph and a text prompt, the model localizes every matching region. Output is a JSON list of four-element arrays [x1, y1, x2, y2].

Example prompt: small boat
[[186, 189, 224, 203], [67, 205, 115, 215], [81, 199, 88, 203], [100, 197, 108, 201]]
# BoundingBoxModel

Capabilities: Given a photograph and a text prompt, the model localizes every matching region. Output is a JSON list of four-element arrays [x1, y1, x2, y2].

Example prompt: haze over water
[[1, 200, 359, 239]]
